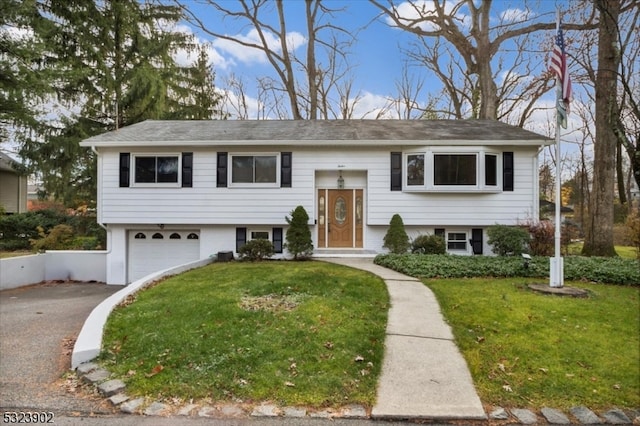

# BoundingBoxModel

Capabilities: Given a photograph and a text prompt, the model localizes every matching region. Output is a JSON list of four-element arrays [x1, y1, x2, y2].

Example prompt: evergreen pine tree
[[285, 206, 313, 260], [383, 214, 410, 254]]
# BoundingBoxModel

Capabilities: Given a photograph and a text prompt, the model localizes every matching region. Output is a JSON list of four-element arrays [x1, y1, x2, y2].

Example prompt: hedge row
[[373, 254, 640, 286]]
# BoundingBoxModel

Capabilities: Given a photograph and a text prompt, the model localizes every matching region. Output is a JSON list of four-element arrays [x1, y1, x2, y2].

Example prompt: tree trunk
[[582, 0, 620, 257], [617, 140, 627, 204]]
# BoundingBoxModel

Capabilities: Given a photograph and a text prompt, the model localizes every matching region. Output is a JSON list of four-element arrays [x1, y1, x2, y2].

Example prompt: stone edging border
[[76, 361, 639, 424], [76, 361, 369, 419]]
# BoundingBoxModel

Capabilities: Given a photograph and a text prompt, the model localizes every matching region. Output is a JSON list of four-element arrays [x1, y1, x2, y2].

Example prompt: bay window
[[402, 149, 502, 191]]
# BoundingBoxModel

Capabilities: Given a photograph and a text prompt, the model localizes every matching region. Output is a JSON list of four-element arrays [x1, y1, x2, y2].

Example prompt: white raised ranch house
[[80, 119, 552, 285]]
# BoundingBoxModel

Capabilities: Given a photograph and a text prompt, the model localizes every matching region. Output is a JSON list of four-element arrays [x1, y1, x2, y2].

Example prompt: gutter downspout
[[91, 145, 112, 255]]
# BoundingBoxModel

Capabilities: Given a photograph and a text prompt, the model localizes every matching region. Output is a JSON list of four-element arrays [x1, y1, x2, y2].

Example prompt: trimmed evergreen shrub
[[238, 239, 274, 261], [383, 214, 410, 254], [285, 205, 313, 260], [487, 224, 530, 256], [411, 234, 446, 254]]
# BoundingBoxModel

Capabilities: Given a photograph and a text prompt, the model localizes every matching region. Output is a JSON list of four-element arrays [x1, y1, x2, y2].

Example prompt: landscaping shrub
[[383, 214, 409, 254], [0, 207, 105, 251], [624, 210, 640, 259], [238, 239, 274, 261], [411, 234, 446, 254], [30, 224, 75, 251], [523, 220, 554, 256], [487, 224, 530, 256], [285, 205, 313, 260], [373, 253, 640, 285], [0, 209, 71, 250]]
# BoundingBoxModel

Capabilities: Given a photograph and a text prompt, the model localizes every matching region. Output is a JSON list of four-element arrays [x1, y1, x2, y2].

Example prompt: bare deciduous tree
[[582, 0, 622, 256], [176, 0, 356, 120], [370, 0, 596, 125]]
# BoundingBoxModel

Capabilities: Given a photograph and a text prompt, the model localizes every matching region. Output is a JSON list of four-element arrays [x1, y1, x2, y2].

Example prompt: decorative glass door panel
[[328, 190, 352, 247], [318, 189, 364, 248]]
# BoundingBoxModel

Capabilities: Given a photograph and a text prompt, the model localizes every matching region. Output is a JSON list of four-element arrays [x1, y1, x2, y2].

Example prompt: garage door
[[128, 230, 200, 283]]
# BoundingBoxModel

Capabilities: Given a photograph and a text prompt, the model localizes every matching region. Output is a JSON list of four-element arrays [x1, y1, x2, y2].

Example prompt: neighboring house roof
[[0, 152, 23, 173], [540, 199, 574, 214], [80, 119, 553, 147]]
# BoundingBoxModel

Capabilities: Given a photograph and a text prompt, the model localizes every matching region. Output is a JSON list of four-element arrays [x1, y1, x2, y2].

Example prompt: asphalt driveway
[[0, 281, 121, 415]]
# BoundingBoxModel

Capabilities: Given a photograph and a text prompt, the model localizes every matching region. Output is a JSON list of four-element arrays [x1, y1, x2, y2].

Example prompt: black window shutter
[[471, 228, 483, 255], [272, 227, 283, 253], [119, 153, 130, 187], [236, 227, 246, 252], [390, 152, 402, 191], [435, 228, 445, 238], [217, 152, 227, 187], [503, 152, 514, 191], [182, 152, 193, 187], [281, 152, 292, 188]]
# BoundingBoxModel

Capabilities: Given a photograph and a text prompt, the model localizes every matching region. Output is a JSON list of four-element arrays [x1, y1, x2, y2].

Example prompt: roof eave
[[81, 138, 552, 148]]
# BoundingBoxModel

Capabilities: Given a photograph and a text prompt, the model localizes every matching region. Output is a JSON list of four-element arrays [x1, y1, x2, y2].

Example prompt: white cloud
[[350, 91, 394, 119], [386, 1, 469, 32], [499, 8, 534, 23], [211, 28, 306, 65]]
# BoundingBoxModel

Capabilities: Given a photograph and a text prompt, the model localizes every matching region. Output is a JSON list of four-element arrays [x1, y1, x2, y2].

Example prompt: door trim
[[317, 189, 363, 249]]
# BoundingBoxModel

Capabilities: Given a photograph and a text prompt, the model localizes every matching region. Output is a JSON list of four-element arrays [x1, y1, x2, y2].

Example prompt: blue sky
[[173, 0, 571, 128]]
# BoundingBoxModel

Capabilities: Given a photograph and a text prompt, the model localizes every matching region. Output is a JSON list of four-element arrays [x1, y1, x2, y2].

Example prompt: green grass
[[425, 277, 640, 410], [99, 261, 389, 408], [0, 250, 34, 259], [567, 243, 638, 259]]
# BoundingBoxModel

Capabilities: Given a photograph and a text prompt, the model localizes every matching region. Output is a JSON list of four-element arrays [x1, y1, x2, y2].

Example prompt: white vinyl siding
[[98, 146, 537, 229]]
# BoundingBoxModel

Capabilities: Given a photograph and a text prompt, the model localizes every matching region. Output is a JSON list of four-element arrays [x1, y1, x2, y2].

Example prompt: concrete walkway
[[320, 258, 486, 421]]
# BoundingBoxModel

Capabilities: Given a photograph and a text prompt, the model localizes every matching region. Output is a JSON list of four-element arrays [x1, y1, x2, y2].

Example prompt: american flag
[[549, 15, 571, 128]]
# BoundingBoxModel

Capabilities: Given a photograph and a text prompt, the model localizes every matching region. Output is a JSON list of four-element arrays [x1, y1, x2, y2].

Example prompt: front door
[[317, 189, 363, 248]]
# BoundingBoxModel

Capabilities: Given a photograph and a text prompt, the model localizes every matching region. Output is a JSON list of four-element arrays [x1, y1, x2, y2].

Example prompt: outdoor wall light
[[522, 253, 532, 269], [337, 171, 345, 189]]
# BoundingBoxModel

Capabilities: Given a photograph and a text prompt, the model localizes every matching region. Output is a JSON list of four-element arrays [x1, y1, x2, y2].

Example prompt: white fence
[[0, 251, 107, 290]]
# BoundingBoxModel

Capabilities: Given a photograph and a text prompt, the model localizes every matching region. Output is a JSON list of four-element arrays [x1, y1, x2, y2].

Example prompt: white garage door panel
[[128, 231, 200, 283]]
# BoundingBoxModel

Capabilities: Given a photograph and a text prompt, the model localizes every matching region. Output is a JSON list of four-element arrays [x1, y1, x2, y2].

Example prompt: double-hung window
[[231, 154, 278, 186], [447, 232, 467, 251], [407, 154, 425, 186]]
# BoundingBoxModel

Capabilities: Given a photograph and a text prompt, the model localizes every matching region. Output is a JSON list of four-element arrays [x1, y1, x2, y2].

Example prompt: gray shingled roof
[[80, 119, 552, 147]]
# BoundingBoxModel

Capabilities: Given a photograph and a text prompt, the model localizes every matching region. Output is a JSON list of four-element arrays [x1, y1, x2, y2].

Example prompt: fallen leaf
[[538, 368, 548, 373], [324, 341, 334, 349], [502, 384, 513, 392], [145, 364, 164, 377], [613, 384, 621, 390], [127, 370, 136, 376], [354, 355, 364, 362], [498, 363, 506, 372], [285, 381, 295, 387]]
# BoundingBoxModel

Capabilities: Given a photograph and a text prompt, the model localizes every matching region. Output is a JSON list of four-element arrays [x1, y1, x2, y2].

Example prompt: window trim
[[402, 148, 502, 192], [229, 152, 280, 188], [131, 153, 183, 188], [248, 229, 271, 241], [447, 231, 468, 252]]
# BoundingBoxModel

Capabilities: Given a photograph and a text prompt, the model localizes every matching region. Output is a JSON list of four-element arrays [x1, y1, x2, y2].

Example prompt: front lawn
[[99, 261, 388, 408], [426, 278, 640, 410]]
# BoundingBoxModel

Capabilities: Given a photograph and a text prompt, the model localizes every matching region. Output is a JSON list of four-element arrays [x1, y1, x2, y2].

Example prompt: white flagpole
[[550, 10, 564, 288]]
